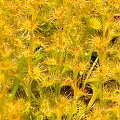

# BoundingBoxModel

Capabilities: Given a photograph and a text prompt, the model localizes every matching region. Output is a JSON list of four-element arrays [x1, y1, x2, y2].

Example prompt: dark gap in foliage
[[85, 83, 93, 94], [78, 84, 93, 105], [90, 52, 99, 66], [77, 73, 84, 89], [60, 86, 74, 97], [31, 80, 40, 98], [35, 46, 41, 51], [36, 22, 56, 37], [103, 79, 119, 92], [113, 14, 120, 19], [80, 95, 91, 106], [15, 87, 27, 99], [62, 115, 67, 120], [110, 36, 119, 44]]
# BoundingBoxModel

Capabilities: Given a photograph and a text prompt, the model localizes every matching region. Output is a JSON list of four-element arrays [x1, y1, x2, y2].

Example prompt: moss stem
[[28, 21, 34, 102], [63, 0, 65, 9], [73, 68, 78, 101], [67, 3, 72, 24], [102, 15, 105, 41], [57, 19, 63, 76], [1, 79, 6, 120], [1, 71, 7, 120], [73, 58, 78, 101]]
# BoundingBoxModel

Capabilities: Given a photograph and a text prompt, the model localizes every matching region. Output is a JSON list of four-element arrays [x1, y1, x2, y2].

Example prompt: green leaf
[[69, 33, 76, 46], [9, 55, 25, 101], [68, 102, 77, 120], [32, 53, 47, 65], [86, 84, 98, 110], [17, 55, 25, 72], [87, 50, 93, 63], [33, 49, 41, 59], [62, 66, 72, 75], [19, 84, 38, 102], [36, 115, 43, 120], [9, 70, 25, 101]]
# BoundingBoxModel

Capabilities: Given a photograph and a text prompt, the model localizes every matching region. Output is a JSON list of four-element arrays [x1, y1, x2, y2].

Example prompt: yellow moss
[[63, 104, 72, 115], [117, 50, 120, 59], [71, 48, 81, 58], [0, 19, 5, 27], [0, 47, 12, 57], [71, 46, 83, 58], [90, 18, 101, 30], [58, 96, 70, 108], [0, 73, 4, 84], [52, 107, 62, 119], [66, 0, 86, 6], [61, 77, 72, 86], [19, 50, 30, 58], [0, 60, 13, 70], [53, 7, 65, 19], [103, 91, 112, 100], [92, 36, 101, 47], [87, 76, 99, 83], [28, 67, 41, 80], [2, 25, 13, 37], [78, 63, 87, 71], [55, 96, 75, 115], [92, 0, 103, 7], [0, 8, 3, 14], [96, 65, 109, 82], [14, 99, 24, 111], [108, 0, 119, 7], [93, 36, 110, 49], [76, 0, 86, 7], [45, 58, 57, 65], [6, 103, 14, 112], [3, 2, 12, 9], [41, 74, 57, 87], [66, 0, 74, 3], [24, 102, 31, 113], [34, 0, 44, 4], [40, 99, 52, 117], [24, 20, 36, 31], [13, 38, 23, 47], [98, 7, 109, 15], [97, 65, 109, 76], [76, 89, 86, 99], [10, 7, 21, 16], [24, 0, 32, 9], [8, 111, 20, 120], [61, 36, 69, 49]]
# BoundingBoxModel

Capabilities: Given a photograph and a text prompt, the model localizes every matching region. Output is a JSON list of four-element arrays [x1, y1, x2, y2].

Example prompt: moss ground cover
[[0, 0, 120, 120]]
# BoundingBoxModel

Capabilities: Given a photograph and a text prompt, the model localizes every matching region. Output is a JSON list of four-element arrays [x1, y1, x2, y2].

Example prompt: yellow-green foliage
[[0, 0, 120, 120]]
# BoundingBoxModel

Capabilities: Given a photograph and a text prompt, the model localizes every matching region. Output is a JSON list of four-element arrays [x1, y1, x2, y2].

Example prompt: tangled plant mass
[[0, 0, 120, 120]]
